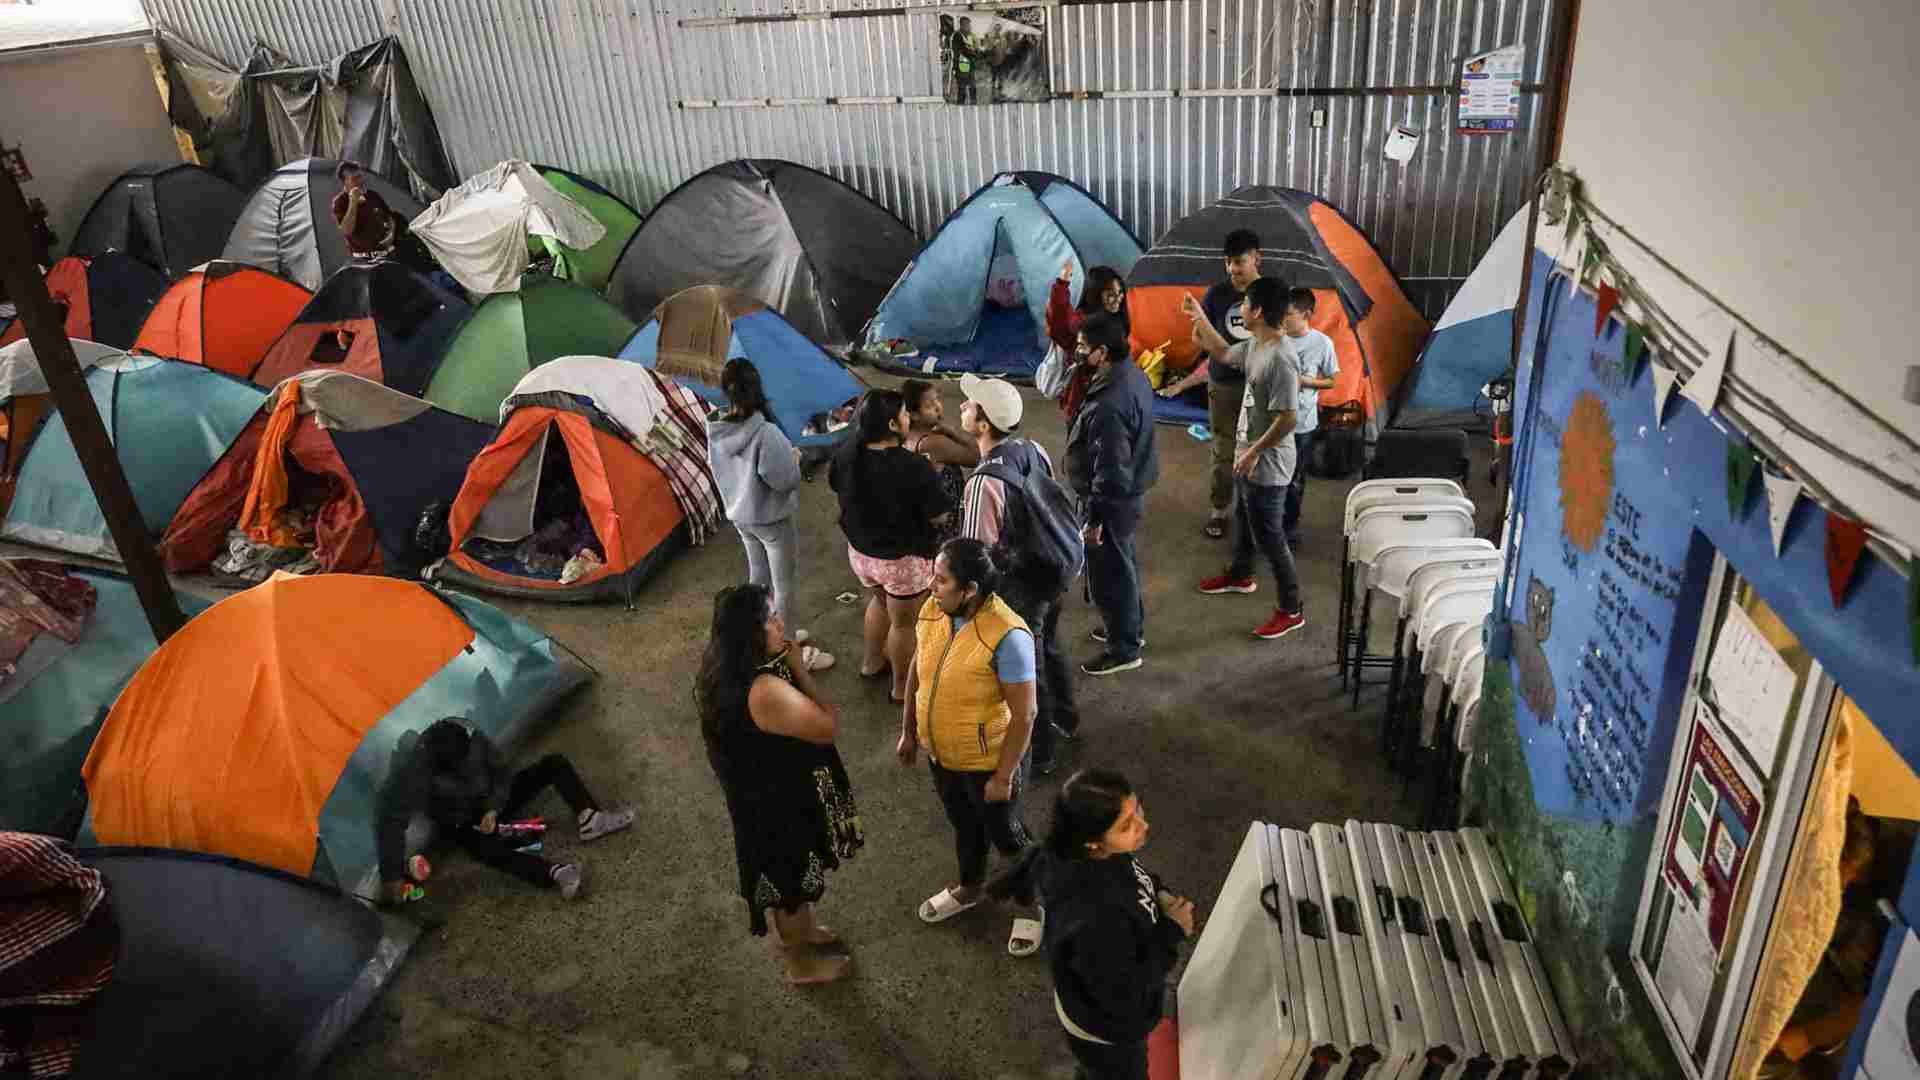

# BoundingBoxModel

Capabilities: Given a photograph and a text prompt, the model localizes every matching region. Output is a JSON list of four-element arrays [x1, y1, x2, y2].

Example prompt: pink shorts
[[848, 545, 935, 598]]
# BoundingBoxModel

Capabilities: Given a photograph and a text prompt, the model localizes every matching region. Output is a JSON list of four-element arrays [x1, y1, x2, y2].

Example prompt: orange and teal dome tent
[[77, 573, 593, 896], [1126, 185, 1430, 421], [132, 260, 311, 377], [0, 253, 168, 351]]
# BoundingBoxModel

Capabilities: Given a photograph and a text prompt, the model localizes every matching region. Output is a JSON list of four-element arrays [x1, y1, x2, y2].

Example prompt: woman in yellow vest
[[897, 537, 1044, 956]]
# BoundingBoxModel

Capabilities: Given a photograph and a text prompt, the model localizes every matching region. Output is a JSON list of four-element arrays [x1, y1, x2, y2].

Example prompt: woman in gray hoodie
[[710, 359, 834, 671]]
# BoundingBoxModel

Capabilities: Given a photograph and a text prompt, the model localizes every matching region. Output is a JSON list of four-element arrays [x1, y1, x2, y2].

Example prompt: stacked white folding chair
[[1387, 552, 1503, 745], [1343, 501, 1476, 706], [1365, 540, 1498, 751], [1428, 645, 1486, 826], [1395, 574, 1498, 773], [1339, 481, 1467, 681]]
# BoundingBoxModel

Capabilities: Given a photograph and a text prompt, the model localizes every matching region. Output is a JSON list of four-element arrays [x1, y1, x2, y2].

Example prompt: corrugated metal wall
[[141, 0, 1556, 316]]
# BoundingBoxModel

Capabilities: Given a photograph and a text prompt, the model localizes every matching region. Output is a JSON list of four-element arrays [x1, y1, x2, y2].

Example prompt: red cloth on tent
[[0, 560, 96, 690], [0, 832, 118, 1079]]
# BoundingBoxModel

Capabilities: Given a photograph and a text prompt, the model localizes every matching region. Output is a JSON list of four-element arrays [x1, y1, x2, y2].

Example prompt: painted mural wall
[[1465, 248, 1920, 1078]]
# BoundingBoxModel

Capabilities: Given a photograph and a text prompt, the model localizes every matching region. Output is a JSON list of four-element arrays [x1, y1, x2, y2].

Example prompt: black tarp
[[71, 847, 417, 1079], [156, 33, 456, 204], [70, 163, 247, 279]]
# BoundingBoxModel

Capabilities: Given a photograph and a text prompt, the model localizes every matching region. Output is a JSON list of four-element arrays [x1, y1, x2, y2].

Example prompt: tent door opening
[[461, 421, 608, 584]]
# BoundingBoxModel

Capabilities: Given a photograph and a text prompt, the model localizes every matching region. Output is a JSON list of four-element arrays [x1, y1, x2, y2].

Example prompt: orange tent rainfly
[[78, 573, 592, 895], [133, 260, 311, 376], [0, 253, 168, 351], [430, 355, 712, 603], [1126, 186, 1430, 419]]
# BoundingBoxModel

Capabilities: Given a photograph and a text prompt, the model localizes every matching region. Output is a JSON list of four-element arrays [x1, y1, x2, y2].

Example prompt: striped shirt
[[960, 438, 1055, 546]]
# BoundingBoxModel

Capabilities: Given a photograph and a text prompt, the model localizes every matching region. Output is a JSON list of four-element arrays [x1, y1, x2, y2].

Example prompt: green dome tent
[[424, 274, 637, 422], [532, 165, 644, 293]]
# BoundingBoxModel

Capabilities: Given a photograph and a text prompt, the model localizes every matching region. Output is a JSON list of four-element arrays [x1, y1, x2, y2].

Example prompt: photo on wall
[[936, 8, 1049, 105]]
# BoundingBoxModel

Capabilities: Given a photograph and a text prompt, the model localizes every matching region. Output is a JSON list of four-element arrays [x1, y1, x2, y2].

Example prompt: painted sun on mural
[[1558, 390, 1617, 552]]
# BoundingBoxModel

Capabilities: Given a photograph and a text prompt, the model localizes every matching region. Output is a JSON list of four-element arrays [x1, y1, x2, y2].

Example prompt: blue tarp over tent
[[620, 285, 863, 448], [863, 172, 1143, 381], [1391, 206, 1529, 429], [0, 356, 266, 560]]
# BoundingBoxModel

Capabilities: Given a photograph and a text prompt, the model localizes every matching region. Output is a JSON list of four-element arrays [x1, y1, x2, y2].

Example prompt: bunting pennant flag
[[1727, 443, 1760, 518], [1651, 360, 1681, 428], [1595, 283, 1620, 337], [1683, 321, 1733, 415], [1625, 324, 1648, 372], [1763, 469, 1803, 556], [1825, 512, 1868, 607]]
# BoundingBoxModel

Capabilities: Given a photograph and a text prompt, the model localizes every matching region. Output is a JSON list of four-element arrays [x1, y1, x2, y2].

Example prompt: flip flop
[[802, 645, 836, 672], [1008, 912, 1045, 957], [1203, 518, 1227, 539], [918, 887, 982, 924]]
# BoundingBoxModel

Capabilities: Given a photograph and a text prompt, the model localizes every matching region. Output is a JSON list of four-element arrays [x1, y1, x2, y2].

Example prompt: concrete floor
[[289, 382, 1484, 1080]]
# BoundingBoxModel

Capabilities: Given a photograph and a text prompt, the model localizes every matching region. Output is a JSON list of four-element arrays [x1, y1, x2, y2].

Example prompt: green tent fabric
[[424, 275, 638, 422], [0, 567, 211, 837], [533, 166, 643, 293], [0, 357, 267, 560]]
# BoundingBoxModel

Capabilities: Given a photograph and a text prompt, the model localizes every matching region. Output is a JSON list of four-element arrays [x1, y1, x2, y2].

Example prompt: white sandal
[[1008, 911, 1044, 957], [802, 644, 835, 672], [917, 887, 981, 924]]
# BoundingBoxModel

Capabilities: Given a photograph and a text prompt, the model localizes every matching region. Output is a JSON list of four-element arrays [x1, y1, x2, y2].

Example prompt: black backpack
[[975, 441, 1084, 595]]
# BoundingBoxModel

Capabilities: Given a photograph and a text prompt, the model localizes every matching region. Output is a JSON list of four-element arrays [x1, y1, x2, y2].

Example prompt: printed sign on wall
[[937, 8, 1050, 106], [1459, 44, 1523, 133]]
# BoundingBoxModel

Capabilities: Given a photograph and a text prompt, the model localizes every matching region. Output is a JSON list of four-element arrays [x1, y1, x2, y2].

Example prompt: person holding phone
[[989, 768, 1194, 1079]]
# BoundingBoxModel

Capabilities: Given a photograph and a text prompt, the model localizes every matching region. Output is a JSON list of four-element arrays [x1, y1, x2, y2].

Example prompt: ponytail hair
[[986, 767, 1137, 903], [938, 537, 1001, 607]]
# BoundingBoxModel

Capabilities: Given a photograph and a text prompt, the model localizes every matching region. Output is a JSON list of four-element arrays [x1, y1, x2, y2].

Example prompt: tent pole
[[0, 172, 188, 644]]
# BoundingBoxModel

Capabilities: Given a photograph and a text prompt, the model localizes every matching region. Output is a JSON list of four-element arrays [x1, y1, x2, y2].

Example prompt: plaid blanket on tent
[[0, 833, 118, 1078], [0, 560, 96, 693], [637, 371, 724, 547]]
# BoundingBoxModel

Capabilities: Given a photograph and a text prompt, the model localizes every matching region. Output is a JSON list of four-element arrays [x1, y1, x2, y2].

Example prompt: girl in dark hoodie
[[991, 768, 1196, 1079]]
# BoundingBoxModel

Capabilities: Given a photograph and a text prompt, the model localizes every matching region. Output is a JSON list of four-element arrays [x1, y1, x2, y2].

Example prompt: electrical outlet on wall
[[1311, 108, 1327, 128]]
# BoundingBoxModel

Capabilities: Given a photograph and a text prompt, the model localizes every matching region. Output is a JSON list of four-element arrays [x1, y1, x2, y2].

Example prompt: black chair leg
[[1382, 621, 1407, 755], [1337, 558, 1353, 683], [1350, 590, 1372, 709]]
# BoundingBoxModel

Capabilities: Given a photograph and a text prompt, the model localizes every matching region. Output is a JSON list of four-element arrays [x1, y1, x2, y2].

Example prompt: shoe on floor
[[1081, 652, 1143, 676], [580, 807, 636, 842], [552, 862, 585, 900], [1089, 627, 1146, 648], [1050, 721, 1081, 742], [801, 644, 835, 672], [1203, 516, 1227, 539], [1254, 609, 1307, 640], [1198, 574, 1257, 595]]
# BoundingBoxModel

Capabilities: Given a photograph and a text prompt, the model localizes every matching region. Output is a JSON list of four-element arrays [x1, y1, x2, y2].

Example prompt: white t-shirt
[[1287, 329, 1339, 434]]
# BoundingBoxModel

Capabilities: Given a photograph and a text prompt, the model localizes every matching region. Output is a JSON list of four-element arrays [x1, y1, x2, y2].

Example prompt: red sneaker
[[1198, 574, 1257, 595], [1254, 609, 1306, 640]]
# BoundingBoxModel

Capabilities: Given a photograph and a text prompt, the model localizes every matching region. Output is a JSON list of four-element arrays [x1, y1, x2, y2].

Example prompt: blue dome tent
[[862, 172, 1143, 381], [620, 285, 864, 448]]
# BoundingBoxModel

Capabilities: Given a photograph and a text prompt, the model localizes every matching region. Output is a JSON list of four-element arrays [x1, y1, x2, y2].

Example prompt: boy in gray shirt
[[1184, 276, 1305, 640]]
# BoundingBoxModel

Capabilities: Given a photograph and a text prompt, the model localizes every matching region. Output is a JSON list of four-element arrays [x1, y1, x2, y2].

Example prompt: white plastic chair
[[1365, 539, 1497, 754], [1342, 502, 1476, 700], [1430, 651, 1486, 827], [1342, 478, 1467, 535]]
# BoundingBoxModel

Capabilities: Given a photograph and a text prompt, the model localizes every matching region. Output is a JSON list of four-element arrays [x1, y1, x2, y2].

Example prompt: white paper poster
[[1459, 44, 1523, 133], [1865, 929, 1920, 1079], [1383, 125, 1421, 162], [1705, 602, 1797, 769], [1655, 891, 1718, 1045]]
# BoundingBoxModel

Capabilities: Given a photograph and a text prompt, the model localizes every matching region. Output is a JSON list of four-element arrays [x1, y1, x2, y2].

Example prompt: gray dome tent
[[70, 163, 247, 279], [606, 159, 916, 346], [222, 158, 426, 291]]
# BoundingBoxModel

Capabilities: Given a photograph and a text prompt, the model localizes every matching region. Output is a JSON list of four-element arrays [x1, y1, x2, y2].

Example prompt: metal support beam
[[0, 171, 187, 644]]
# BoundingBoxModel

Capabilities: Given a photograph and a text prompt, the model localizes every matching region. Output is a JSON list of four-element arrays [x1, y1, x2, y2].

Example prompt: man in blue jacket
[[1064, 312, 1159, 676]]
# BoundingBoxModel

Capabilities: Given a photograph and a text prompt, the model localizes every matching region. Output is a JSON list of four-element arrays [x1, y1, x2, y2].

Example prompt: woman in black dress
[[697, 583, 864, 985]]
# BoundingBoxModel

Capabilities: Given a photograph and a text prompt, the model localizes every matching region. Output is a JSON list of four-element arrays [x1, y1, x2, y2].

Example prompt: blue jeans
[[1229, 478, 1302, 613], [1086, 497, 1145, 660], [1282, 431, 1316, 538]]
